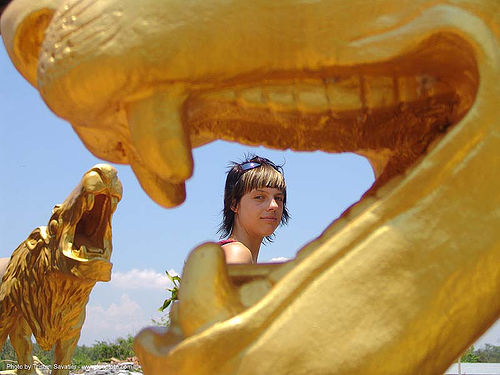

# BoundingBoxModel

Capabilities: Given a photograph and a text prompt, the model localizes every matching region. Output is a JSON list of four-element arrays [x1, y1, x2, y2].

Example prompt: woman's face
[[233, 187, 284, 238]]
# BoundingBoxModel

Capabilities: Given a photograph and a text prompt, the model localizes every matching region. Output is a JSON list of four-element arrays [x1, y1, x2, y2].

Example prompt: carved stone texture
[[1, 0, 499, 374], [0, 164, 122, 375]]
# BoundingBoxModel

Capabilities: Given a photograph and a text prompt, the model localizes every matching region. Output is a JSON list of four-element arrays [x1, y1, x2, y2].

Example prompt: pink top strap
[[218, 239, 237, 246]]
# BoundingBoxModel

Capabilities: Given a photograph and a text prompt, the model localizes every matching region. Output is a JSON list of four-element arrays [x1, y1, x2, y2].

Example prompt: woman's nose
[[268, 198, 279, 210]]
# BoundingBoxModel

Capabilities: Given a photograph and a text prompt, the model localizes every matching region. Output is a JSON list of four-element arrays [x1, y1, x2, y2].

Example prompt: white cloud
[[78, 268, 180, 345], [110, 268, 179, 290], [265, 256, 291, 263], [81, 293, 148, 344]]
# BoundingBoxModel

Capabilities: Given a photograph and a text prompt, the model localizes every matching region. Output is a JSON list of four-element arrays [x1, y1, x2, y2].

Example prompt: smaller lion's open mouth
[[71, 193, 115, 260], [62, 190, 119, 263]]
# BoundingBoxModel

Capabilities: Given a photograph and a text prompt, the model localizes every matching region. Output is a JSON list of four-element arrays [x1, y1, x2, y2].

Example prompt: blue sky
[[1, 43, 498, 348]]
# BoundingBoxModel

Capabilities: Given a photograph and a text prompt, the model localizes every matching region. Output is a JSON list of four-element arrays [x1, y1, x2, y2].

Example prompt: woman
[[218, 155, 290, 264]]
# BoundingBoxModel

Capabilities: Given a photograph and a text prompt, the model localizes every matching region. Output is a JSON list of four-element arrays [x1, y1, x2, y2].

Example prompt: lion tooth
[[240, 87, 266, 105], [86, 194, 95, 211], [397, 75, 453, 105], [103, 239, 112, 255], [364, 76, 396, 108], [325, 76, 362, 111], [266, 86, 296, 110], [111, 196, 118, 213], [296, 82, 329, 112], [80, 245, 88, 257], [398, 75, 422, 102], [127, 90, 193, 184]]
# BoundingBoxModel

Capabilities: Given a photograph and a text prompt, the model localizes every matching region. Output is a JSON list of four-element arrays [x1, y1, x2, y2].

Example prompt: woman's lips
[[261, 217, 277, 221]]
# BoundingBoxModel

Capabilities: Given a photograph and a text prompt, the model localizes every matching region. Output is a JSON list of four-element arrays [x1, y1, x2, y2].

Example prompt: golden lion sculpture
[[1, 0, 499, 374], [0, 164, 122, 375]]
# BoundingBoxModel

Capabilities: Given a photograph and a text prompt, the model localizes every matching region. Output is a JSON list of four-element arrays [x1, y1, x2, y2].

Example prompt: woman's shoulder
[[219, 241, 253, 264]]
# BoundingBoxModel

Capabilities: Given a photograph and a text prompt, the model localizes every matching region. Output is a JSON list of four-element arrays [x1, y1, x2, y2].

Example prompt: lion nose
[[87, 164, 123, 199]]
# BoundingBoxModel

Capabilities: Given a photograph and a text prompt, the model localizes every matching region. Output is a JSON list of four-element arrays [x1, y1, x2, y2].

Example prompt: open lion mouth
[[189, 33, 477, 193], [125, 32, 478, 209], [71, 193, 116, 260], [61, 166, 121, 263]]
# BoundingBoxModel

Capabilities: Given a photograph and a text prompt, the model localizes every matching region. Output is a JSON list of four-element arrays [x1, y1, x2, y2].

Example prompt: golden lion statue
[[0, 164, 122, 375], [1, 0, 499, 374]]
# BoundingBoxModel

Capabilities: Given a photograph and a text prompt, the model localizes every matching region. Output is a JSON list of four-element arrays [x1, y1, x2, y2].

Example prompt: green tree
[[71, 345, 93, 367], [476, 344, 500, 363], [1, 335, 136, 369], [0, 340, 16, 371], [461, 346, 479, 362]]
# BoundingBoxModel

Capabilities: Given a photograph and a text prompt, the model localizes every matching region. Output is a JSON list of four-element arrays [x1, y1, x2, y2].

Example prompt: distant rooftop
[[445, 363, 500, 374]]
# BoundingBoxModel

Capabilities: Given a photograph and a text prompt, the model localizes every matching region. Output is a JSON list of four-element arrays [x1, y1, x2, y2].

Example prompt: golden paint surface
[[0, 164, 122, 375], [1, 0, 499, 374]]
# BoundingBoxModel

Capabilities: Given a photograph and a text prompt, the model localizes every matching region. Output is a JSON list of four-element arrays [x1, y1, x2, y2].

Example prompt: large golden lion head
[[1, 0, 499, 374], [2, 0, 491, 208]]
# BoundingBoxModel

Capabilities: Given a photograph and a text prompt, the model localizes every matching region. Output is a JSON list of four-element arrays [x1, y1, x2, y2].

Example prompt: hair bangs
[[239, 164, 286, 194]]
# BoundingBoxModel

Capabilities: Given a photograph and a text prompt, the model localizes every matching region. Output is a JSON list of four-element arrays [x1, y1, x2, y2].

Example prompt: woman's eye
[[275, 196, 283, 201], [254, 195, 263, 199]]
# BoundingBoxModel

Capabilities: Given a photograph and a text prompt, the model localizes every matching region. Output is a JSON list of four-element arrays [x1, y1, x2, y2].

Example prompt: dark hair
[[218, 154, 290, 243]]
